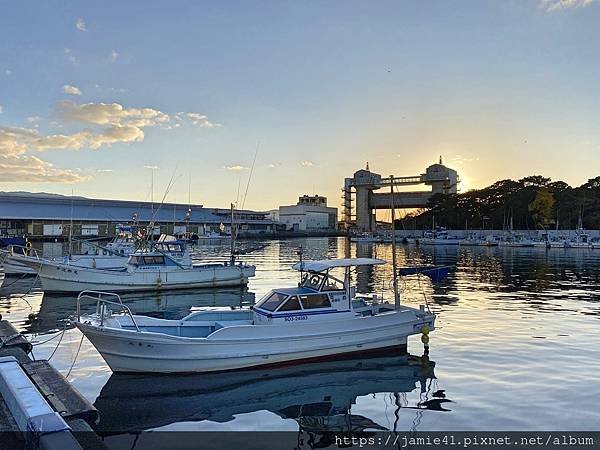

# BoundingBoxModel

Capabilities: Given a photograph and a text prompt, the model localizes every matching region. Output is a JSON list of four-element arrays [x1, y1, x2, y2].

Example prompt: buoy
[[28, 313, 36, 321], [420, 325, 430, 335]]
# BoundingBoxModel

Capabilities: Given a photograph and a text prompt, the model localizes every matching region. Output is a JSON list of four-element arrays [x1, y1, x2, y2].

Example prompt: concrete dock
[[0, 319, 104, 450]]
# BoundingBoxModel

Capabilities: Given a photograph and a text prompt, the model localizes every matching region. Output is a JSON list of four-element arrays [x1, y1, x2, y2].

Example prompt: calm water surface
[[1, 238, 599, 437]]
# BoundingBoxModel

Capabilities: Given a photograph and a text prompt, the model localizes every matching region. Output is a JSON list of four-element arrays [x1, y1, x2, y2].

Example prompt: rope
[[66, 332, 84, 378], [0, 271, 31, 289], [30, 331, 66, 346], [47, 327, 66, 361]]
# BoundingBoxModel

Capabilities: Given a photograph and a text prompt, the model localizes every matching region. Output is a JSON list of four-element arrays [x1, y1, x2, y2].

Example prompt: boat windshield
[[256, 291, 288, 312], [301, 273, 325, 290], [301, 272, 345, 291]]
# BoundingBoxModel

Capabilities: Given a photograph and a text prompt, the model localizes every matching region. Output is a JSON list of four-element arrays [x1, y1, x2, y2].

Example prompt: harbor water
[[1, 237, 599, 437]]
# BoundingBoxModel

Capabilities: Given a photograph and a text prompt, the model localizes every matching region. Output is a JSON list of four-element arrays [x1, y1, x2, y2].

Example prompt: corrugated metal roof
[[0, 192, 275, 225]]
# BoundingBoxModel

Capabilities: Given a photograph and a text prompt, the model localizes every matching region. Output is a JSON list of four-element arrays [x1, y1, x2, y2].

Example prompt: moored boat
[[420, 227, 460, 246], [16, 240, 255, 292], [74, 258, 436, 373]]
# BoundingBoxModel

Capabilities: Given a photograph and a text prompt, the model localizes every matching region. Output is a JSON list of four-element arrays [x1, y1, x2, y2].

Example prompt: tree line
[[398, 175, 600, 230]]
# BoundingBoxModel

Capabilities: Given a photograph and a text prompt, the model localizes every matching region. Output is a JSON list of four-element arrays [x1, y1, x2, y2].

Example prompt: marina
[[1, 237, 600, 439], [2, 1, 600, 446]]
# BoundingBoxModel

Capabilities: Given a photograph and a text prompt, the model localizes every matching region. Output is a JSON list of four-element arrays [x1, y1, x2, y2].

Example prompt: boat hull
[[37, 262, 254, 292], [76, 310, 433, 373]]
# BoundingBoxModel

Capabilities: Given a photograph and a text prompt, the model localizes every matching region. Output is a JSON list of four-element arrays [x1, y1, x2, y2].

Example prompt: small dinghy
[[74, 258, 436, 373]]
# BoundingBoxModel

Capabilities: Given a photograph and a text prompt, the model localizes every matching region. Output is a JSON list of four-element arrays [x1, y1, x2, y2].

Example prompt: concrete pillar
[[355, 186, 373, 231]]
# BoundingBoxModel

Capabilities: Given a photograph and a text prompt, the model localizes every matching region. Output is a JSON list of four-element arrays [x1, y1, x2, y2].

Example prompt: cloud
[[57, 100, 170, 127], [63, 84, 82, 96], [224, 165, 249, 171], [0, 126, 40, 155], [64, 48, 77, 65], [186, 113, 221, 128], [540, 0, 596, 11], [0, 105, 3, 114], [75, 18, 87, 31], [96, 169, 113, 173], [301, 160, 314, 167], [4, 69, 11, 76], [2, 101, 220, 161], [0, 154, 88, 183], [266, 163, 276, 168], [110, 50, 119, 63], [143, 165, 159, 169]]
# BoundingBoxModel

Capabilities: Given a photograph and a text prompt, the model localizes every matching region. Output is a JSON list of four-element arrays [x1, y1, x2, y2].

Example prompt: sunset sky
[[1, 0, 599, 211]]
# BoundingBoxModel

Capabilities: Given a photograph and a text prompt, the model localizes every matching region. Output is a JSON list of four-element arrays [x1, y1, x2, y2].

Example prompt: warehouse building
[[0, 192, 277, 240], [278, 195, 338, 232]]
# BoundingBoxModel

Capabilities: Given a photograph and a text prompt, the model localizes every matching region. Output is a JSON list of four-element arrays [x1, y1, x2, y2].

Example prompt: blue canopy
[[398, 265, 452, 283]]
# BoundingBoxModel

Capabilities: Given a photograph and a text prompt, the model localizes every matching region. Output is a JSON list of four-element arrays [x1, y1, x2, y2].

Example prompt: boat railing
[[8, 244, 41, 259], [76, 290, 140, 331]]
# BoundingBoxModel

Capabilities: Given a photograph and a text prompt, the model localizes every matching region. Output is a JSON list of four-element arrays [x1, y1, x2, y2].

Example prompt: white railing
[[76, 290, 140, 331]]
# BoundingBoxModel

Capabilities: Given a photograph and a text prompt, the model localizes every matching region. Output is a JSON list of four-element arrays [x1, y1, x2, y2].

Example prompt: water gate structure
[[342, 158, 459, 231]]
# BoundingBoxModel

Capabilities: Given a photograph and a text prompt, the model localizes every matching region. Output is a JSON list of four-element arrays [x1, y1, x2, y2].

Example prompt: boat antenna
[[69, 189, 74, 257], [297, 245, 304, 283], [241, 140, 259, 210], [390, 175, 400, 310], [230, 202, 236, 265]]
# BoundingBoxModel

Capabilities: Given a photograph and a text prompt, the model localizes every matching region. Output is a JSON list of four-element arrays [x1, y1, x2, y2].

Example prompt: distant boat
[[420, 227, 460, 246], [498, 232, 534, 248], [349, 232, 382, 243], [73, 258, 436, 373]]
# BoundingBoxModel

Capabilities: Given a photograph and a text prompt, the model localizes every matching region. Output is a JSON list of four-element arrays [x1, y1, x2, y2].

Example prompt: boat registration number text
[[284, 315, 308, 322]]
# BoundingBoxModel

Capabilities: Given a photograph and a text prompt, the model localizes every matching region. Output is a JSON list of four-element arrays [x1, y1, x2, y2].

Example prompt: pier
[[0, 319, 103, 450]]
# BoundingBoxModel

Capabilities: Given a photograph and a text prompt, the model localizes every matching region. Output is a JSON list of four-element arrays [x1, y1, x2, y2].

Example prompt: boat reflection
[[25, 287, 255, 334], [94, 352, 444, 438]]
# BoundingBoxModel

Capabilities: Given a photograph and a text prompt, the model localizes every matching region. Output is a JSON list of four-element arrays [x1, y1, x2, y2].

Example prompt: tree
[[528, 189, 555, 228]]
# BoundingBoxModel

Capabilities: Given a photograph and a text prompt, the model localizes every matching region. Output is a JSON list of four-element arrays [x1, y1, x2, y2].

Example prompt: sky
[[1, 0, 599, 211]]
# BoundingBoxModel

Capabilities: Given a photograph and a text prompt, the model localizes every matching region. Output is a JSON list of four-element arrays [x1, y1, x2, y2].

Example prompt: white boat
[[0, 234, 136, 276], [420, 228, 460, 245], [592, 240, 600, 249], [74, 258, 436, 373], [16, 240, 255, 293], [349, 233, 382, 243], [548, 235, 568, 248], [498, 232, 534, 247], [568, 228, 592, 249]]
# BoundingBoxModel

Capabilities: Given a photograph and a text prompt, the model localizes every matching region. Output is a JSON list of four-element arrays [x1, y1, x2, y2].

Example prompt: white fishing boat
[[16, 239, 255, 293], [568, 227, 592, 249], [420, 227, 460, 246], [458, 232, 479, 246], [0, 234, 136, 276], [349, 233, 382, 243], [498, 232, 534, 247], [548, 235, 568, 248], [73, 258, 437, 373]]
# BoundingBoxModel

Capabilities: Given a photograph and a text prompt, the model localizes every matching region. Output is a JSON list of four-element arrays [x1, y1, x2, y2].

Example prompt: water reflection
[[94, 352, 442, 437]]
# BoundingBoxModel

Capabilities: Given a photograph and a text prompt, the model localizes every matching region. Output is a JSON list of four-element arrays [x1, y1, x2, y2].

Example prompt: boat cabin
[[252, 258, 385, 324], [127, 250, 184, 269]]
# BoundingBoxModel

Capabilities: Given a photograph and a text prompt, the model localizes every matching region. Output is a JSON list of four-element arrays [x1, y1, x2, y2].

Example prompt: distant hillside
[[398, 175, 600, 230]]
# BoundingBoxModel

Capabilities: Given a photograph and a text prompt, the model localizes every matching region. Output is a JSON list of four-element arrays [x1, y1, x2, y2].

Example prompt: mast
[[390, 175, 400, 310], [230, 203, 236, 265], [68, 190, 74, 257]]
